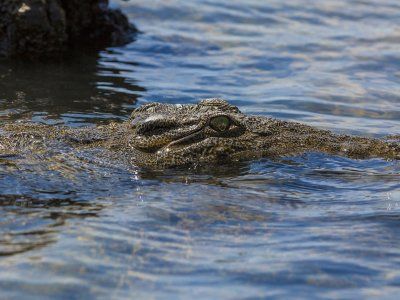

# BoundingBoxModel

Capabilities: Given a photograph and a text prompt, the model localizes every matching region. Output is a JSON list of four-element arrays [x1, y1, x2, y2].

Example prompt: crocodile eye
[[209, 115, 231, 132]]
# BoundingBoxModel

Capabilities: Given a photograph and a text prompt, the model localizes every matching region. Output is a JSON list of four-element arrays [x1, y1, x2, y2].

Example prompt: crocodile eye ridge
[[209, 115, 231, 132]]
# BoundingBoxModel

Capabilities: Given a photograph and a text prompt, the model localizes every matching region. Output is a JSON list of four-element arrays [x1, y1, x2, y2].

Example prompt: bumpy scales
[[0, 99, 399, 168]]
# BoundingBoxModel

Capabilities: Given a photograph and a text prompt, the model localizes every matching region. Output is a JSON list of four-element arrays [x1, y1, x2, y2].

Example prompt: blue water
[[0, 0, 400, 298]]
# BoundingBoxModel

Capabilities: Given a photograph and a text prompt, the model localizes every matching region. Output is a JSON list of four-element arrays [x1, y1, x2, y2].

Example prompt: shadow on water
[[0, 51, 146, 126]]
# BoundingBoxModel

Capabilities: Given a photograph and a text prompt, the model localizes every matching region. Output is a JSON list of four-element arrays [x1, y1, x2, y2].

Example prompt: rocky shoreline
[[0, 0, 136, 59]]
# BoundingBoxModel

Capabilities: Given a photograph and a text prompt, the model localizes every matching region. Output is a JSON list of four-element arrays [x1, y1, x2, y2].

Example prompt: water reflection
[[0, 51, 145, 126], [0, 195, 105, 256]]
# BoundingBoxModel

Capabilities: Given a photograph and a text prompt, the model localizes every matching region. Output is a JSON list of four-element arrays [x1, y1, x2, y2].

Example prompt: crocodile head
[[128, 98, 274, 167]]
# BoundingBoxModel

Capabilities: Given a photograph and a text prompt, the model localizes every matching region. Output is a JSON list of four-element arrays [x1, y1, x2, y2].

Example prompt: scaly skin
[[0, 99, 399, 168]]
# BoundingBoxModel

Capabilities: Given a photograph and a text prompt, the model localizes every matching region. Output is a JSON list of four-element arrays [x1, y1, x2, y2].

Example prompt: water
[[1, 0, 400, 298]]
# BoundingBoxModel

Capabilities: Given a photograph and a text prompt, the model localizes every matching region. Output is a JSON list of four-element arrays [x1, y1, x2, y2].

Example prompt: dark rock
[[0, 0, 136, 59]]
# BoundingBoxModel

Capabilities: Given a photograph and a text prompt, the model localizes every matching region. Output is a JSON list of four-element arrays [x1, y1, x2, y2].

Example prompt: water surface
[[0, 0, 400, 298]]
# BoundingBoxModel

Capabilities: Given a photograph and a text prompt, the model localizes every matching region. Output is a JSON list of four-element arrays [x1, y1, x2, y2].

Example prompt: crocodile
[[0, 98, 399, 169]]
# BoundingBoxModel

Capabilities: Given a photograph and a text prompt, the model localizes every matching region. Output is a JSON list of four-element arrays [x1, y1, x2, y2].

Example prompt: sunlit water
[[1, 0, 400, 298]]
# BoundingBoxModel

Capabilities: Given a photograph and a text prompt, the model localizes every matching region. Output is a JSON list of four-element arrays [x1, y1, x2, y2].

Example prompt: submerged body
[[0, 99, 399, 168]]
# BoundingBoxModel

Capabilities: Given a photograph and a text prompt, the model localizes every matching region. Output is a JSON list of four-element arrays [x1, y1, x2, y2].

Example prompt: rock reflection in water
[[0, 52, 145, 126], [0, 195, 104, 256]]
